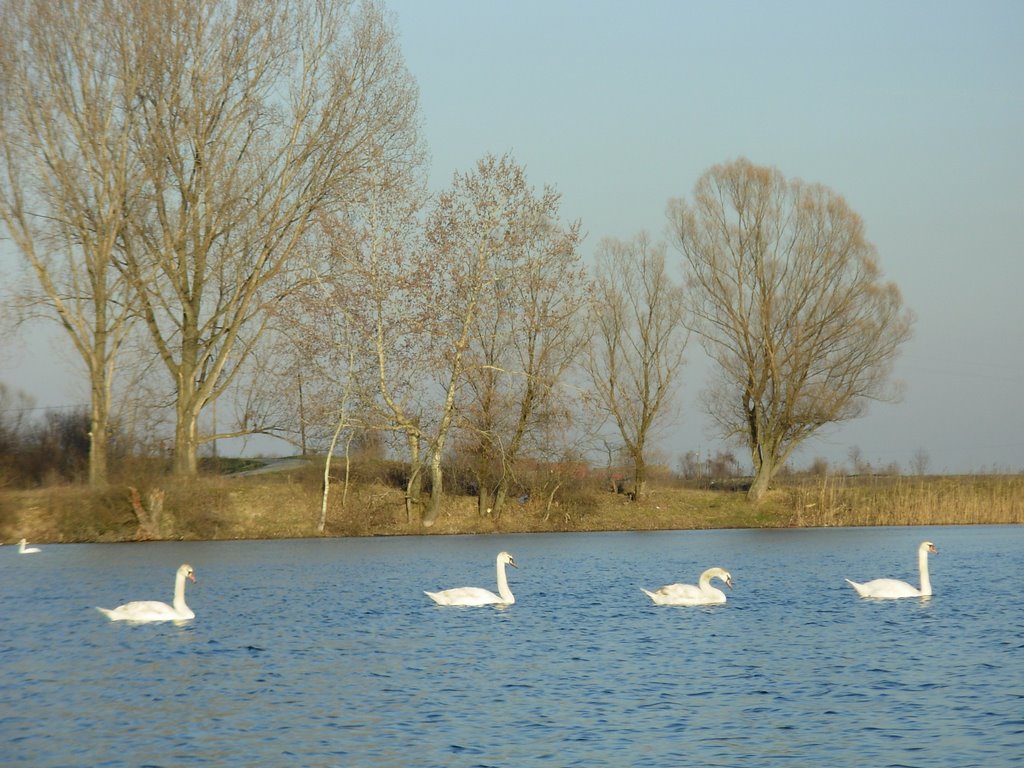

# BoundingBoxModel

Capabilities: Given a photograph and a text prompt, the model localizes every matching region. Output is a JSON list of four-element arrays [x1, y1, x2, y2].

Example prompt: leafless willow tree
[[668, 158, 914, 501], [583, 233, 689, 502], [0, 0, 143, 486], [454, 157, 587, 520]]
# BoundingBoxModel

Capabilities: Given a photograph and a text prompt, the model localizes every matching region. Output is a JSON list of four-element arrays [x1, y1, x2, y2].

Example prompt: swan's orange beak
[[188, 572, 197, 583], [928, 544, 938, 554], [726, 577, 734, 589]]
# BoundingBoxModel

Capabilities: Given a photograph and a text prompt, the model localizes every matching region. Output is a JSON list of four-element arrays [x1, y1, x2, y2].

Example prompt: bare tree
[[452, 158, 587, 519], [0, 0, 142, 486], [319, 135, 431, 522], [911, 447, 930, 477], [848, 445, 869, 476], [112, 0, 422, 475], [668, 158, 914, 501], [583, 233, 689, 502], [416, 154, 554, 525]]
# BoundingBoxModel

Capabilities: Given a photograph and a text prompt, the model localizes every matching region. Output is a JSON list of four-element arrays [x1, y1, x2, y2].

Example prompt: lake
[[2, 526, 1022, 767]]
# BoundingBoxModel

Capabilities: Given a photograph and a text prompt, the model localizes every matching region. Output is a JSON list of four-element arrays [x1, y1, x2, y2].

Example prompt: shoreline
[[3, 472, 1022, 545]]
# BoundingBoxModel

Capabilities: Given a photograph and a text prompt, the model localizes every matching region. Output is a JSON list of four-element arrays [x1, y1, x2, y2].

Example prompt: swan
[[425, 551, 517, 606], [845, 541, 938, 599], [18, 538, 41, 554], [642, 566, 734, 606], [97, 563, 197, 622]]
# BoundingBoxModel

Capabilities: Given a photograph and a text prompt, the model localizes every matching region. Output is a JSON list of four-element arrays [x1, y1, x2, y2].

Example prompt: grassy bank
[[2, 463, 1022, 544]]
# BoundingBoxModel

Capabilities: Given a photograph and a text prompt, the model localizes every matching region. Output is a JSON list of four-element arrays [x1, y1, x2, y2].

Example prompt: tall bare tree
[[668, 158, 914, 501], [0, 0, 143, 487], [115, 0, 422, 475], [318, 134, 431, 522], [583, 233, 689, 502], [456, 162, 587, 519], [415, 154, 538, 525]]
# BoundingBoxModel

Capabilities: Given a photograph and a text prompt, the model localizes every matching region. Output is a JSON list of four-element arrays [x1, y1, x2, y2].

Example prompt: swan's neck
[[496, 560, 515, 604], [699, 572, 718, 594], [173, 572, 190, 613], [918, 547, 932, 596]]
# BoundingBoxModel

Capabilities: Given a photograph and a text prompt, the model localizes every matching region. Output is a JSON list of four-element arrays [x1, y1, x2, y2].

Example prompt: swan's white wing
[[846, 577, 920, 599], [97, 600, 191, 622], [642, 583, 706, 605], [425, 587, 504, 606], [654, 583, 702, 599]]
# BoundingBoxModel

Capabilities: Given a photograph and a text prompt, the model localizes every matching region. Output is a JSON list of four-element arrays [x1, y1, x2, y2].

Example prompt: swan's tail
[[96, 606, 116, 620], [844, 578, 866, 596]]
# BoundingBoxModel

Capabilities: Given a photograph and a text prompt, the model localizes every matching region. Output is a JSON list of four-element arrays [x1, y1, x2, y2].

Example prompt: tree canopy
[[669, 158, 914, 500]]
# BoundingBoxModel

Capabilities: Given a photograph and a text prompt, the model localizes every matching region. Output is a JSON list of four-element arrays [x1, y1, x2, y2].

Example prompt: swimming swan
[[97, 563, 197, 622], [845, 541, 937, 599], [642, 566, 734, 606], [425, 551, 517, 606], [18, 538, 41, 554]]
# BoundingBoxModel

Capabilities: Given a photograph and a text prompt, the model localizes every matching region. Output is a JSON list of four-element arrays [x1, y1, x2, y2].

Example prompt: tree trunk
[[173, 403, 199, 476], [404, 475, 419, 522], [404, 432, 423, 523], [422, 449, 444, 526], [542, 480, 562, 520], [319, 413, 348, 534], [747, 452, 775, 502], [633, 460, 647, 502], [477, 481, 491, 516], [88, 401, 109, 488], [128, 485, 164, 539], [492, 483, 509, 520]]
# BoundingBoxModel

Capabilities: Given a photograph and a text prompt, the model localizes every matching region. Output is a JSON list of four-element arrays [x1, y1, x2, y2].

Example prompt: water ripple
[[1, 527, 1023, 765]]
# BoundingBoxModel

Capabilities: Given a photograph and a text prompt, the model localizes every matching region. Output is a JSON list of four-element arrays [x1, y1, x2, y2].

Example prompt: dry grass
[[1, 470, 1021, 544], [784, 474, 1024, 528]]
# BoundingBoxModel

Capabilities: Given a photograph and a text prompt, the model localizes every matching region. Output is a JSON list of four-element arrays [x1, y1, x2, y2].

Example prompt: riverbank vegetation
[[1, 2, 914, 519], [2, 457, 1020, 544]]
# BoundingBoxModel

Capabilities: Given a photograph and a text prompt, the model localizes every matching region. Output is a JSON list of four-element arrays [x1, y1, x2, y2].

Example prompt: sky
[[1, 0, 1022, 474], [381, 0, 1024, 474]]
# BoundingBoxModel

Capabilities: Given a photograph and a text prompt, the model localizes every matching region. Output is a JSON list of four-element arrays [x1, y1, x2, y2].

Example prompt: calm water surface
[[2, 526, 1023, 767]]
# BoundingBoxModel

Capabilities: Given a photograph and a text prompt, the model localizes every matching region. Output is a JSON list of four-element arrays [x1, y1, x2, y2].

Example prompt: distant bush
[[55, 486, 137, 542]]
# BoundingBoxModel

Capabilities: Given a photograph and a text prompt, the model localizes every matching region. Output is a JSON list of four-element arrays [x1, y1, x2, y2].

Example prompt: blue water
[[2, 526, 1022, 767]]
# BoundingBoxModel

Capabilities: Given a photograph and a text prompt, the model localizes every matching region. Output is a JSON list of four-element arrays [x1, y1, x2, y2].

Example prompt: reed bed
[[786, 474, 1024, 528]]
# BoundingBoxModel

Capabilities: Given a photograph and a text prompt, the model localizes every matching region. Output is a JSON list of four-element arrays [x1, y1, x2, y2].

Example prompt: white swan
[[97, 563, 197, 622], [18, 538, 41, 554], [846, 541, 938, 599], [642, 566, 734, 606], [425, 551, 517, 606]]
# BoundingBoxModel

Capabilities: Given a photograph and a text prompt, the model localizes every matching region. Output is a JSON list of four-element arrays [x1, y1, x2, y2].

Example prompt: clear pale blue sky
[[1, 1, 1021, 474]]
